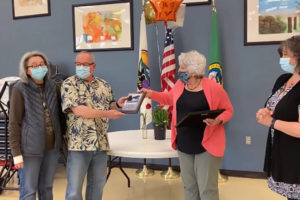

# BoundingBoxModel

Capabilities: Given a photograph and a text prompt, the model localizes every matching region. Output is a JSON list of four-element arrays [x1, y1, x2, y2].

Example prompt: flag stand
[[136, 158, 154, 178], [160, 158, 180, 179], [218, 171, 228, 183]]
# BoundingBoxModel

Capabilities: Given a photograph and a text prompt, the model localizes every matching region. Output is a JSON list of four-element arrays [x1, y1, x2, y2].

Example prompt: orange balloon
[[149, 0, 183, 25]]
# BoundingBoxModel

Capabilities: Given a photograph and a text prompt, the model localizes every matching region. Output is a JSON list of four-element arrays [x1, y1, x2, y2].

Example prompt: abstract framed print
[[72, 0, 134, 52]]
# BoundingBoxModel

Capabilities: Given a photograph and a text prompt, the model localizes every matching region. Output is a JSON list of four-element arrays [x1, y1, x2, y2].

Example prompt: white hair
[[19, 51, 50, 83], [178, 50, 206, 77]]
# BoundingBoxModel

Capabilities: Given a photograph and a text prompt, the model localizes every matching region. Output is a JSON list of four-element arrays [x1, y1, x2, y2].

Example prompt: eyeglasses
[[75, 62, 94, 66], [27, 63, 46, 69]]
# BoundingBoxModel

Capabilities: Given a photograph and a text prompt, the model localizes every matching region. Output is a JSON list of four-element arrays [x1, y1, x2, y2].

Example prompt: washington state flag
[[208, 7, 223, 85]]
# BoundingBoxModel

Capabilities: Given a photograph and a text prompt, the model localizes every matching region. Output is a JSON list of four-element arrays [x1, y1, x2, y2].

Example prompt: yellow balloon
[[144, 1, 156, 25]]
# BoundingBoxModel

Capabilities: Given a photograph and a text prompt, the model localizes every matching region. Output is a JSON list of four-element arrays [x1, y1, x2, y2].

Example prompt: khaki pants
[[178, 150, 222, 200]]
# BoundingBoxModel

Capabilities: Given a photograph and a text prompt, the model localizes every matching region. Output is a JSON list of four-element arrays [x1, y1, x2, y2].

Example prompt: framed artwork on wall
[[12, 0, 50, 19], [183, 0, 211, 6], [244, 0, 300, 45], [72, 0, 134, 52]]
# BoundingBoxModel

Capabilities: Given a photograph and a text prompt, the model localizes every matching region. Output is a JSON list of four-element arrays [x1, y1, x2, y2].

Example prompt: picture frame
[[244, 0, 300, 46], [183, 0, 211, 6], [12, 0, 50, 19], [72, 0, 133, 52]]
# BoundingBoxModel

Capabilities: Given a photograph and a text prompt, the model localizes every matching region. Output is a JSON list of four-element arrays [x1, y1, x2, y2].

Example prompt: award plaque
[[121, 92, 146, 114]]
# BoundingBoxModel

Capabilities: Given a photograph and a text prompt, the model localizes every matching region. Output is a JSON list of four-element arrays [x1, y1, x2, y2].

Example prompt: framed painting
[[244, 0, 300, 45], [72, 0, 133, 52], [183, 0, 211, 6], [12, 0, 50, 19]]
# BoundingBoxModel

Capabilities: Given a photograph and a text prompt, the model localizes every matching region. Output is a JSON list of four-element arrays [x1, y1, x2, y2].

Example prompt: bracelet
[[270, 118, 276, 129], [116, 102, 122, 108]]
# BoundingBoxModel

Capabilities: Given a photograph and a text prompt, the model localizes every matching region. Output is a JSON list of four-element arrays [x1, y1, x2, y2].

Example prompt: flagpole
[[136, 6, 154, 178], [212, 0, 216, 11], [211, 0, 228, 183]]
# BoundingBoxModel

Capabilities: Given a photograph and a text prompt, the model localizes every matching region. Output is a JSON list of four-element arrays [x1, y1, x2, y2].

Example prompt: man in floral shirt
[[61, 51, 126, 200]]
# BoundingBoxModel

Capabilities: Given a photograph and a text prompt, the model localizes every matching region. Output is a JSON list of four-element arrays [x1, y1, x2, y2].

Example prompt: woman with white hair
[[9, 51, 62, 200], [140, 50, 233, 200]]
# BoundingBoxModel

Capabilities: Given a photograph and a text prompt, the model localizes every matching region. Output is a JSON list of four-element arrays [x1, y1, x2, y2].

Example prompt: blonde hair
[[19, 51, 50, 83], [178, 50, 206, 77]]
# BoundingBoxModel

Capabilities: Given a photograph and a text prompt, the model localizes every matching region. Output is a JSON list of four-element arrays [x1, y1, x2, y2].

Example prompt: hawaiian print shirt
[[61, 75, 115, 151]]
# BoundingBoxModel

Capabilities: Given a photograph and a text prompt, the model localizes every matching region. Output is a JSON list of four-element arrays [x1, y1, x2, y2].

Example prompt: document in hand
[[176, 109, 225, 127], [121, 92, 146, 114]]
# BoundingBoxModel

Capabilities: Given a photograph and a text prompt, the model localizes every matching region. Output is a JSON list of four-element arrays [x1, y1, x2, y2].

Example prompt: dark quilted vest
[[14, 78, 62, 156]]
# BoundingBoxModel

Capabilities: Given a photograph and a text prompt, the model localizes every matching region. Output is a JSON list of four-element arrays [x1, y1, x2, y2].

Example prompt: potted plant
[[153, 106, 169, 140]]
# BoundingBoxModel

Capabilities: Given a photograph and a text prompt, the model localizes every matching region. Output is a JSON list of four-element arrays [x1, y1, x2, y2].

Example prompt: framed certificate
[[176, 109, 225, 127], [121, 93, 146, 114]]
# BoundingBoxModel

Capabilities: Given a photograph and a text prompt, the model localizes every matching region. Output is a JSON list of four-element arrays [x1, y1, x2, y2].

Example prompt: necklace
[[286, 75, 300, 89], [186, 79, 201, 90], [280, 75, 300, 95]]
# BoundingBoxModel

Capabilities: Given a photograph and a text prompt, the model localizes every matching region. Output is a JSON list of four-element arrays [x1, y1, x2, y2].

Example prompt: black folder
[[176, 109, 225, 128]]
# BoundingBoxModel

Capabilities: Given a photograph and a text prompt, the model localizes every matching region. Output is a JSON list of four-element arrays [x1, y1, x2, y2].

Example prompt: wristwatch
[[116, 102, 122, 108]]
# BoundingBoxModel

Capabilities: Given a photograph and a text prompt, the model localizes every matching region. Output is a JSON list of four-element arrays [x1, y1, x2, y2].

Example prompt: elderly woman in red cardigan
[[141, 50, 233, 200]]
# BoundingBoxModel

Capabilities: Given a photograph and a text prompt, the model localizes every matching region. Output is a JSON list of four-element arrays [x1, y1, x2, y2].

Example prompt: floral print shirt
[[61, 75, 115, 151]]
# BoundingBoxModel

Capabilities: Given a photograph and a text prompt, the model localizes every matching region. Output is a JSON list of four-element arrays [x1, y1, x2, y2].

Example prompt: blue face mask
[[76, 66, 90, 79], [280, 58, 295, 73], [178, 72, 189, 83], [31, 66, 48, 80]]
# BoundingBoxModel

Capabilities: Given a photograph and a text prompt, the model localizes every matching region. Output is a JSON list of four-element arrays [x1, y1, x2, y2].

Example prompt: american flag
[[161, 28, 176, 112]]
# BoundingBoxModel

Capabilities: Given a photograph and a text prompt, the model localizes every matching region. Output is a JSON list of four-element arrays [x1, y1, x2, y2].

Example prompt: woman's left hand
[[203, 118, 222, 126], [256, 108, 273, 127]]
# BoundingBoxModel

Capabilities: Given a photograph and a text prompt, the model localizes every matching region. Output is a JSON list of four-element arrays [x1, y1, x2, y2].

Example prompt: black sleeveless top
[[176, 88, 209, 154]]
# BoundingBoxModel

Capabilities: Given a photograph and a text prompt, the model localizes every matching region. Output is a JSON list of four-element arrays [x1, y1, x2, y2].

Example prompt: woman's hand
[[256, 108, 273, 127], [117, 96, 128, 108], [15, 162, 24, 169], [138, 88, 152, 98], [203, 117, 223, 126]]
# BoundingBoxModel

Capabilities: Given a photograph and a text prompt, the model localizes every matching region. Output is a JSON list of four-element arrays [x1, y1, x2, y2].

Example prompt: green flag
[[208, 7, 223, 85]]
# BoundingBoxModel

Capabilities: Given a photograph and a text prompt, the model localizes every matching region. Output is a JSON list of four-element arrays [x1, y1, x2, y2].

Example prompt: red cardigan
[[151, 77, 233, 157]]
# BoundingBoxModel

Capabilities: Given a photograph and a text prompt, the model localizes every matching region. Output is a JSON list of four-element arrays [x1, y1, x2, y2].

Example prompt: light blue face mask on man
[[76, 66, 90, 79], [31, 66, 48, 80], [178, 72, 189, 83], [280, 58, 295, 73]]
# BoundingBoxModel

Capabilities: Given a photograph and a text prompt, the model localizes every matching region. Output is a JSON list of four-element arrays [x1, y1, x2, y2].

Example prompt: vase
[[141, 124, 148, 139], [154, 125, 166, 140]]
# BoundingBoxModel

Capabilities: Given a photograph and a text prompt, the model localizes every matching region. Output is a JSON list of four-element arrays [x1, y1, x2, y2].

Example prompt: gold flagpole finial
[[212, 0, 216, 12]]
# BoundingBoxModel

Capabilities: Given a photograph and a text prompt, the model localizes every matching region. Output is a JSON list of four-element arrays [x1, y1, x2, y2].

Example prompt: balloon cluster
[[144, 0, 183, 26]]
